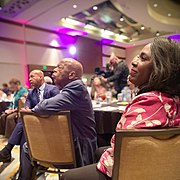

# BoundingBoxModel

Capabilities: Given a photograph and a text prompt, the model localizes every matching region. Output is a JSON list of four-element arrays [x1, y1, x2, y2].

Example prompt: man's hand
[[5, 108, 14, 114], [21, 107, 32, 112], [100, 76, 107, 82]]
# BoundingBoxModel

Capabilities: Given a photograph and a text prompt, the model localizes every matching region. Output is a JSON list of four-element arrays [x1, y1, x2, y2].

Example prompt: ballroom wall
[[0, 19, 102, 86], [0, 19, 144, 87]]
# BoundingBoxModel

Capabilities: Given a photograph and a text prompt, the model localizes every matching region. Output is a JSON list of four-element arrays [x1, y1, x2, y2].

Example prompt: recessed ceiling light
[[140, 25, 145, 30], [153, 3, 158, 7], [156, 31, 160, 36], [93, 6, 98, 10], [120, 16, 124, 22], [73, 4, 77, 8], [168, 13, 171, 17]]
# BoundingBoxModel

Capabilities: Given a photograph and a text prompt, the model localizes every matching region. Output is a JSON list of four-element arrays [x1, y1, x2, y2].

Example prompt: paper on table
[[95, 106, 119, 111], [92, 103, 102, 109], [118, 106, 126, 111]]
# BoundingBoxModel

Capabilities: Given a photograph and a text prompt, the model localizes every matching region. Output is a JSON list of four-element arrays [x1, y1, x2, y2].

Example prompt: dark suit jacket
[[107, 60, 129, 93], [25, 83, 59, 109]]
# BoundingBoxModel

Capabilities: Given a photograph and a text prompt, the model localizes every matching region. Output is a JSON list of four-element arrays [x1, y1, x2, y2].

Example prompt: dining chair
[[112, 128, 180, 180], [14, 97, 25, 124], [17, 97, 25, 111], [20, 111, 76, 180]]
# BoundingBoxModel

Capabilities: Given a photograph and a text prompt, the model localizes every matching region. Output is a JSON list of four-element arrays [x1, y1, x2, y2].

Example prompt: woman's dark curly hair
[[138, 37, 180, 96]]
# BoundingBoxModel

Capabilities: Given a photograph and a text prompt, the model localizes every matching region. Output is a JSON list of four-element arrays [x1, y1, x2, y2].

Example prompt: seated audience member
[[0, 79, 28, 138], [91, 76, 107, 100], [7, 79, 28, 111], [100, 53, 129, 97], [60, 37, 180, 180], [44, 76, 53, 84], [0, 70, 59, 163], [0, 90, 7, 101], [18, 58, 97, 179], [2, 83, 11, 95]]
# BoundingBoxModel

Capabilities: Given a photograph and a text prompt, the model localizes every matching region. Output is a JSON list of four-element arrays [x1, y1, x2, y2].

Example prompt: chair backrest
[[17, 97, 25, 111], [20, 111, 76, 169], [112, 128, 180, 180]]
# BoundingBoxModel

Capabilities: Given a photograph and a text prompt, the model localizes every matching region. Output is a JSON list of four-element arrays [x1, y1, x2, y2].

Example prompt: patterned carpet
[[0, 135, 60, 180], [0, 135, 20, 180]]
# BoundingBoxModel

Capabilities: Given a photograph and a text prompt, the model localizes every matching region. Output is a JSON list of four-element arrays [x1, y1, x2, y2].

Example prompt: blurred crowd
[[84, 53, 131, 103]]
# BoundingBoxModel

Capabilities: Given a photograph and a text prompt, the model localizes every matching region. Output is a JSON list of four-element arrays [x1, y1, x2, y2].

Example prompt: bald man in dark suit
[[18, 58, 97, 180], [0, 70, 59, 163]]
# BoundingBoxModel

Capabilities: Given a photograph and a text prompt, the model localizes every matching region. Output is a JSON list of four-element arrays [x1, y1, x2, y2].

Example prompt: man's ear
[[39, 76, 43, 81], [69, 71, 76, 79]]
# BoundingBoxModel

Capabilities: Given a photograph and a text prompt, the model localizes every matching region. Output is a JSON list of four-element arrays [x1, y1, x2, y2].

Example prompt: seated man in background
[[18, 58, 97, 180], [0, 78, 28, 138], [1, 83, 11, 96], [0, 70, 59, 163], [44, 76, 53, 84]]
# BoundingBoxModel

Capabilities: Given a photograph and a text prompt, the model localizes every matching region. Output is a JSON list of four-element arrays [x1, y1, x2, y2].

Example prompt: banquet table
[[93, 100, 127, 147]]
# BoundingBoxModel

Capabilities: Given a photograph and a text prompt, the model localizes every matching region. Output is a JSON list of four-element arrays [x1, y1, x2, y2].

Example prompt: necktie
[[36, 88, 40, 102], [38, 89, 41, 101]]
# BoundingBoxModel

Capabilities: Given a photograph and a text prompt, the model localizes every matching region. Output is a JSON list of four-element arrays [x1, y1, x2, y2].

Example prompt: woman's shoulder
[[133, 91, 176, 103], [128, 91, 180, 114], [119, 91, 180, 129]]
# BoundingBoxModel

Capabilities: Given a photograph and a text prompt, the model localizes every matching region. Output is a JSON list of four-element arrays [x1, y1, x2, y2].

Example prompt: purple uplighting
[[168, 34, 180, 42], [56, 28, 87, 48], [57, 27, 88, 36], [101, 38, 114, 44], [57, 34, 77, 48]]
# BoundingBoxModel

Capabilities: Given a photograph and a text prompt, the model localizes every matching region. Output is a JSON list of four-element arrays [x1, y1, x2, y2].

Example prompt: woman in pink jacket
[[61, 37, 180, 180]]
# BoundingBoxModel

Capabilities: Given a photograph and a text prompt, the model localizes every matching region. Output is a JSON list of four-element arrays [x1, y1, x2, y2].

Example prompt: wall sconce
[[69, 46, 77, 55]]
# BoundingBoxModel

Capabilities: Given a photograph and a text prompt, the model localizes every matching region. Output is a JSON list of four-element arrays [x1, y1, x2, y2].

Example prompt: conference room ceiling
[[0, 0, 179, 46]]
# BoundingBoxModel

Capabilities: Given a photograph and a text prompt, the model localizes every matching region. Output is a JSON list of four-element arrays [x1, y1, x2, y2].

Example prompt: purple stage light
[[168, 34, 180, 42], [101, 38, 114, 44], [57, 27, 88, 36], [69, 46, 76, 55]]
